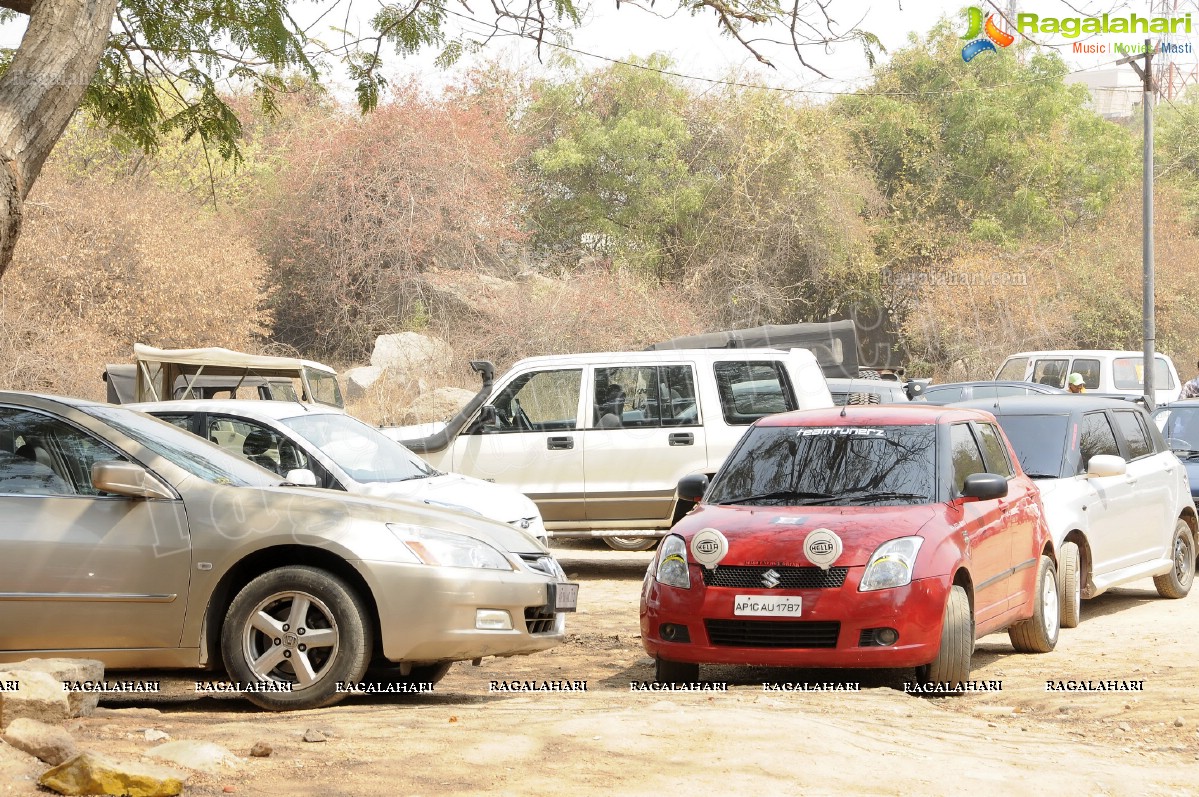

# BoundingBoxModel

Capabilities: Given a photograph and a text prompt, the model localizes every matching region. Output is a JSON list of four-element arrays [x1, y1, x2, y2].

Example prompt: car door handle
[[547, 436, 574, 450], [669, 432, 694, 446]]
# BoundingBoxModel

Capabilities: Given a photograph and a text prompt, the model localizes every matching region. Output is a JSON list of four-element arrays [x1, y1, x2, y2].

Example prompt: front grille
[[524, 606, 556, 635], [705, 619, 841, 649], [702, 565, 848, 589], [518, 553, 565, 580]]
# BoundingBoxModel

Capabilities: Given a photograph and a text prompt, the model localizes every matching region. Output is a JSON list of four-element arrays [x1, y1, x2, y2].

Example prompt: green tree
[[0, 0, 879, 283]]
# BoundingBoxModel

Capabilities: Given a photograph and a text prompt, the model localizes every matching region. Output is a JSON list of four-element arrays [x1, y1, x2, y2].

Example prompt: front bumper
[[641, 566, 950, 669], [354, 559, 568, 663]]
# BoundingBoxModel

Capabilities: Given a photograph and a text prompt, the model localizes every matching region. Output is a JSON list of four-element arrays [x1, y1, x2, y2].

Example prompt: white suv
[[385, 348, 832, 549], [956, 395, 1197, 627], [995, 349, 1182, 405]]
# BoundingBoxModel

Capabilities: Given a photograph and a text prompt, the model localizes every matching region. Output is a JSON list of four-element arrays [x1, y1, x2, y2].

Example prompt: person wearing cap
[[1067, 372, 1086, 394]]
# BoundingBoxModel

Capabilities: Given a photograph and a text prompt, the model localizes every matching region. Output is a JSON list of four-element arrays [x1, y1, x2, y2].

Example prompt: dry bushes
[[0, 166, 272, 399]]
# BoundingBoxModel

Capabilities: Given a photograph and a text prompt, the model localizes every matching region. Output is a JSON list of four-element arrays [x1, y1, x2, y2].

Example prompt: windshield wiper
[[720, 490, 836, 506], [837, 490, 929, 505]]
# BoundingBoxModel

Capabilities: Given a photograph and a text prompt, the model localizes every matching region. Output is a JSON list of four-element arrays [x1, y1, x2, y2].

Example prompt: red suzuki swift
[[640, 405, 1059, 688]]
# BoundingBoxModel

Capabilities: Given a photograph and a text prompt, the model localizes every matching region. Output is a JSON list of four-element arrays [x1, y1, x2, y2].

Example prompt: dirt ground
[[3, 541, 1199, 797]]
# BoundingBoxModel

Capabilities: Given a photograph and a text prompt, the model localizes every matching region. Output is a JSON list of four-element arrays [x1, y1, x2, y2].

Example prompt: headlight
[[654, 534, 691, 589], [859, 536, 924, 592], [387, 524, 513, 570]]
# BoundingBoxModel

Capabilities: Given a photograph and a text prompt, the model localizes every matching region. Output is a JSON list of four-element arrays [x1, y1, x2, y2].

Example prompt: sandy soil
[[3, 542, 1198, 796]]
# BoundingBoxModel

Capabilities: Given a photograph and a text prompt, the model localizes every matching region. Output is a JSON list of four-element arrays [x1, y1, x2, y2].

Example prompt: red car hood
[[674, 503, 941, 567]]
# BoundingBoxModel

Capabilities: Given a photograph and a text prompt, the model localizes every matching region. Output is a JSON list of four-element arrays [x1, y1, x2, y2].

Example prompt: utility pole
[[1119, 39, 1156, 408]]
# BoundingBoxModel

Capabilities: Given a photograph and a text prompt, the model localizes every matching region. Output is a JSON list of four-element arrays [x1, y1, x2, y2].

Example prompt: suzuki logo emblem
[[761, 569, 781, 588]]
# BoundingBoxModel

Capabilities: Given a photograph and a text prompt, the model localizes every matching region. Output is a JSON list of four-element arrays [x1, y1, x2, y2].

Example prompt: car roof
[[0, 391, 103, 409], [826, 378, 904, 389], [511, 348, 801, 368], [1001, 350, 1174, 360], [926, 380, 1058, 390], [757, 404, 988, 427], [952, 395, 1146, 416], [127, 399, 341, 423]]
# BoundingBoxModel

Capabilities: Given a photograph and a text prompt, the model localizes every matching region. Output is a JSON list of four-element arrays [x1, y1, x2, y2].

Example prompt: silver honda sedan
[[0, 392, 576, 710]]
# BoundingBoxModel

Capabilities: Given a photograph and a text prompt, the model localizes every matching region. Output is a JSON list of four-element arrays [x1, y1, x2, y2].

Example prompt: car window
[[713, 361, 797, 425], [204, 417, 312, 477], [974, 423, 1014, 477], [281, 412, 435, 484], [1070, 359, 1101, 390], [154, 414, 195, 433], [950, 423, 988, 494], [1112, 357, 1174, 391], [995, 357, 1028, 382], [1031, 358, 1069, 388], [923, 386, 963, 403], [991, 414, 1070, 479], [993, 385, 1031, 398], [591, 365, 698, 429], [1111, 411, 1153, 459], [484, 369, 582, 433], [705, 425, 937, 506], [0, 407, 127, 496], [1079, 412, 1121, 472]]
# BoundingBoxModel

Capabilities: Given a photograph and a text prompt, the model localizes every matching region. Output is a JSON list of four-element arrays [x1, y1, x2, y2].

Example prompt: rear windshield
[[1112, 357, 1174, 390], [988, 414, 1070, 479], [706, 425, 937, 507]]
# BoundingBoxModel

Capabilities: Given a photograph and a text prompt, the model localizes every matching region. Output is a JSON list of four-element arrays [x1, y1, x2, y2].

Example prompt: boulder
[[147, 740, 240, 774], [0, 671, 71, 728], [2, 717, 78, 765], [343, 365, 384, 400], [404, 386, 478, 425], [38, 752, 186, 797], [1, 658, 105, 717], [369, 333, 452, 386]]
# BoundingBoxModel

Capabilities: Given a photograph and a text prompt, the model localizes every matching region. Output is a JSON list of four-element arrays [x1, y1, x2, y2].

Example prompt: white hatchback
[[131, 400, 549, 550], [955, 395, 1197, 627], [994, 349, 1182, 405]]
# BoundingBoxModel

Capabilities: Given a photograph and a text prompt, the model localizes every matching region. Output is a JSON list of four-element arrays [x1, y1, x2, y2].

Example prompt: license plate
[[733, 595, 802, 617], [548, 582, 579, 612]]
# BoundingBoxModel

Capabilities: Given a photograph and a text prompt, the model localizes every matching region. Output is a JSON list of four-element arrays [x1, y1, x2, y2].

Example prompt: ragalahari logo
[[961, 7, 1016, 61]]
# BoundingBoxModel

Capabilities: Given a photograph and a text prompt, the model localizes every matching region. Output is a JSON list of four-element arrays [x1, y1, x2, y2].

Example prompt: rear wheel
[[1153, 519, 1196, 599], [914, 585, 973, 692], [605, 536, 658, 552], [1059, 541, 1082, 629], [654, 658, 699, 685], [1009, 556, 1060, 653]]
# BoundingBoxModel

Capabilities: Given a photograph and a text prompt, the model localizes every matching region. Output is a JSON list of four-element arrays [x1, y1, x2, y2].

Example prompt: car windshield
[[1152, 406, 1199, 449], [85, 406, 279, 487], [706, 425, 937, 506], [988, 414, 1070, 479], [281, 412, 436, 483]]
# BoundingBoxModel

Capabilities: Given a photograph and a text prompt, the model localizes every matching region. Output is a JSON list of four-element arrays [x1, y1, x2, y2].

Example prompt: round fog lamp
[[875, 627, 899, 646]]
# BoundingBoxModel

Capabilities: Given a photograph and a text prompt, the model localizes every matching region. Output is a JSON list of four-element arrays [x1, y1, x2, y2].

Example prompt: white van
[[994, 350, 1182, 405], [384, 348, 832, 549]]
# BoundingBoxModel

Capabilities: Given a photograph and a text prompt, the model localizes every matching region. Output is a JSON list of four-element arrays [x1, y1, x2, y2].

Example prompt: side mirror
[[962, 472, 1008, 501], [1087, 454, 1127, 478], [479, 405, 498, 427], [92, 461, 175, 500], [677, 473, 710, 504], [284, 468, 319, 487]]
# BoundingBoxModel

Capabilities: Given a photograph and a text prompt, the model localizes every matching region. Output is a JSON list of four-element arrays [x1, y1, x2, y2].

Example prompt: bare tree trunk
[[0, 0, 118, 280]]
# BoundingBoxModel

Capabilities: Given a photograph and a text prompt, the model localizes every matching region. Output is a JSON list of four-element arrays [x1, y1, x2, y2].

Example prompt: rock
[[0, 658, 105, 718], [143, 729, 170, 742], [369, 332, 452, 385], [2, 718, 78, 766], [344, 365, 384, 400], [399, 386, 477, 425], [1175, 717, 1186, 727], [1117, 721, 1132, 732], [248, 741, 272, 758], [0, 671, 71, 728], [302, 729, 327, 743], [38, 752, 186, 797], [147, 740, 240, 774]]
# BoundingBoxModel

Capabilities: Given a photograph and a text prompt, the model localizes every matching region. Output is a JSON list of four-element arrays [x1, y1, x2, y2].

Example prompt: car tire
[[914, 584, 973, 691], [605, 536, 659, 552], [1153, 519, 1196, 599], [366, 661, 453, 687], [1008, 555, 1060, 653], [846, 392, 881, 405], [1059, 541, 1082, 629], [221, 565, 373, 710], [654, 657, 699, 684]]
